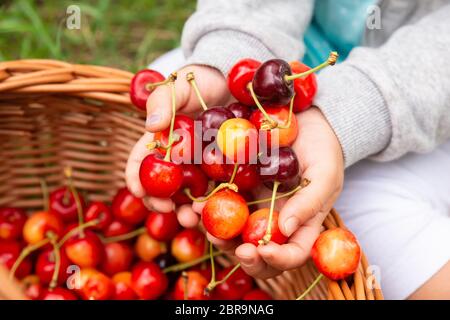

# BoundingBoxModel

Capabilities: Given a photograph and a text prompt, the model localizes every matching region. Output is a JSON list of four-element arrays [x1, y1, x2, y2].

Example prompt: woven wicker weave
[[0, 59, 383, 300]]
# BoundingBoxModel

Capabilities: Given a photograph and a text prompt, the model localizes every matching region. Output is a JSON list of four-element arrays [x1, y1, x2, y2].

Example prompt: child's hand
[[125, 65, 231, 216], [194, 107, 345, 278]]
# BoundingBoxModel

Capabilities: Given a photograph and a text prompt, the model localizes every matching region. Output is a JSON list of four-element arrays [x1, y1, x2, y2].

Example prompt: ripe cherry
[[77, 268, 115, 300], [84, 201, 112, 231], [201, 147, 229, 182], [0, 241, 32, 279], [197, 106, 235, 136], [0, 207, 27, 241], [112, 187, 148, 225], [103, 219, 133, 239], [258, 147, 299, 185], [171, 228, 206, 263], [174, 271, 209, 300], [250, 105, 298, 147], [139, 153, 183, 198], [36, 249, 70, 286], [64, 230, 104, 268], [49, 186, 85, 223], [228, 58, 261, 105], [23, 275, 43, 300], [243, 289, 272, 300], [23, 211, 64, 245], [41, 287, 78, 300], [225, 164, 260, 192], [242, 209, 288, 246], [217, 118, 258, 164], [311, 228, 361, 281], [135, 233, 166, 262], [202, 189, 249, 240], [289, 61, 317, 112], [100, 242, 134, 276], [227, 102, 253, 120], [172, 164, 208, 206], [112, 271, 138, 300], [130, 69, 165, 110], [145, 211, 180, 242], [214, 266, 253, 300], [131, 261, 168, 300]]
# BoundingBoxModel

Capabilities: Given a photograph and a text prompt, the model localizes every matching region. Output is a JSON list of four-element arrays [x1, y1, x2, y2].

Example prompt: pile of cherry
[[0, 52, 361, 300]]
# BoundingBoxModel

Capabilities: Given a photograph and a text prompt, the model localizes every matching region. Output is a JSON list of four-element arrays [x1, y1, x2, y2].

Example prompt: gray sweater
[[181, 0, 450, 167]]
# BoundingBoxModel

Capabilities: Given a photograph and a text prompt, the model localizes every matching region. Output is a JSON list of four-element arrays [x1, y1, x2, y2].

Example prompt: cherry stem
[[186, 72, 208, 111], [9, 237, 51, 280], [163, 250, 222, 273], [145, 73, 175, 91], [182, 271, 189, 300], [206, 263, 241, 294], [101, 227, 146, 243], [228, 163, 239, 184], [259, 181, 280, 245], [184, 182, 238, 202], [285, 51, 339, 82], [276, 93, 295, 130], [47, 233, 61, 290], [248, 82, 278, 129], [64, 167, 85, 238], [39, 179, 49, 212], [164, 74, 178, 162], [57, 219, 100, 247], [296, 273, 324, 300], [146, 135, 180, 152], [247, 178, 311, 205]]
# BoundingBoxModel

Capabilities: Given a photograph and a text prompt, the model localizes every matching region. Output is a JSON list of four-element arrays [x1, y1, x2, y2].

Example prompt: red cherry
[[250, 105, 298, 148], [77, 268, 115, 300], [202, 189, 249, 240], [0, 241, 32, 279], [64, 230, 104, 268], [41, 287, 78, 300], [242, 209, 288, 246], [172, 164, 209, 205], [227, 102, 254, 120], [36, 249, 70, 286], [215, 266, 253, 300], [84, 201, 112, 231], [0, 207, 27, 241], [23, 211, 64, 245], [131, 261, 168, 300], [225, 164, 260, 192], [135, 233, 166, 262], [139, 153, 183, 198], [49, 186, 85, 223], [228, 58, 261, 105], [173, 271, 209, 300], [112, 271, 138, 300], [130, 69, 165, 110], [243, 289, 272, 300], [112, 187, 148, 225], [171, 229, 205, 263], [154, 115, 195, 162], [311, 228, 361, 280], [289, 61, 317, 113], [145, 211, 180, 242], [103, 219, 133, 239], [100, 242, 134, 276], [201, 147, 229, 182], [197, 106, 235, 137]]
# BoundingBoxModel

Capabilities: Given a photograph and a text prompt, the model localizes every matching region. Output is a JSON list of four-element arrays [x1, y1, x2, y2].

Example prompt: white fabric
[[149, 51, 450, 300]]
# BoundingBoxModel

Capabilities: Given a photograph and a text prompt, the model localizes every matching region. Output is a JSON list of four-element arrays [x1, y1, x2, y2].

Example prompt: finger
[[258, 210, 327, 270], [235, 243, 281, 279], [279, 164, 336, 237], [192, 200, 206, 215], [144, 197, 174, 213], [125, 132, 154, 198], [176, 204, 200, 228], [206, 233, 239, 254]]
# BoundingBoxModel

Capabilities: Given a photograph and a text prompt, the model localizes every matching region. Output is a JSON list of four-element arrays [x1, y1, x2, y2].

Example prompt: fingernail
[[283, 217, 299, 237], [146, 114, 161, 128]]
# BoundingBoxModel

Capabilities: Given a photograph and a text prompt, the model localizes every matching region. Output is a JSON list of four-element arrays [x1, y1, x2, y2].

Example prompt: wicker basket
[[0, 59, 383, 300]]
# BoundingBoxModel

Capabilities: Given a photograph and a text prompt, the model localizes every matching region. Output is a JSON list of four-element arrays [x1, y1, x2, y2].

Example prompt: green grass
[[0, 0, 195, 71]]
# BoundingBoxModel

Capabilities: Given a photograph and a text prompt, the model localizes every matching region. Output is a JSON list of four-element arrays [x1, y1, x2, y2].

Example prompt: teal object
[[303, 0, 377, 66]]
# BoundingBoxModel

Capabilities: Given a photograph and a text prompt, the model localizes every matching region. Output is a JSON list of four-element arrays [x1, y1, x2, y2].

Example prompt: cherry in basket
[[131, 261, 168, 300], [173, 271, 209, 300], [171, 228, 205, 263], [112, 187, 148, 225], [0, 207, 27, 241], [49, 186, 85, 223]]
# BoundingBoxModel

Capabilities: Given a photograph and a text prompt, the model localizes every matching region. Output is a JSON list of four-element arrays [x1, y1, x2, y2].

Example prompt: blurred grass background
[[0, 0, 195, 71]]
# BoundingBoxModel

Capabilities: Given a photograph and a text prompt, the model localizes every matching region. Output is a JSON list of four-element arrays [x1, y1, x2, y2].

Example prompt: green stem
[[277, 94, 295, 129], [101, 227, 146, 243], [296, 273, 324, 300], [182, 271, 189, 300], [145, 76, 173, 91], [64, 167, 85, 237], [184, 182, 238, 202], [248, 83, 278, 129], [163, 251, 223, 273], [9, 238, 50, 280], [285, 52, 338, 82], [57, 219, 100, 247], [206, 263, 241, 293], [228, 163, 239, 184], [48, 234, 61, 289], [259, 181, 280, 245], [164, 77, 177, 162], [247, 178, 310, 206], [186, 72, 208, 111]]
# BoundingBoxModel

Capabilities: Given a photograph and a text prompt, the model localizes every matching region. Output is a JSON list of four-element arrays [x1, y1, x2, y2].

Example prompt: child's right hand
[[125, 65, 231, 223]]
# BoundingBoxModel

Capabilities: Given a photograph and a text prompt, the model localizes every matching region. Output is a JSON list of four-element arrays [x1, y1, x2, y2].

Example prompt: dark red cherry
[[201, 147, 229, 182], [214, 266, 253, 300], [36, 249, 70, 286], [228, 58, 261, 105], [0, 241, 32, 279], [100, 242, 134, 276], [225, 164, 260, 192], [49, 187, 85, 223], [258, 147, 299, 184], [172, 164, 209, 205], [130, 69, 165, 110], [131, 261, 168, 300], [139, 153, 183, 198], [227, 102, 253, 120], [145, 211, 180, 242], [197, 106, 235, 140], [41, 287, 78, 300], [112, 187, 148, 225], [84, 201, 112, 231], [289, 61, 317, 112], [252, 59, 293, 105], [0, 207, 27, 241]]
